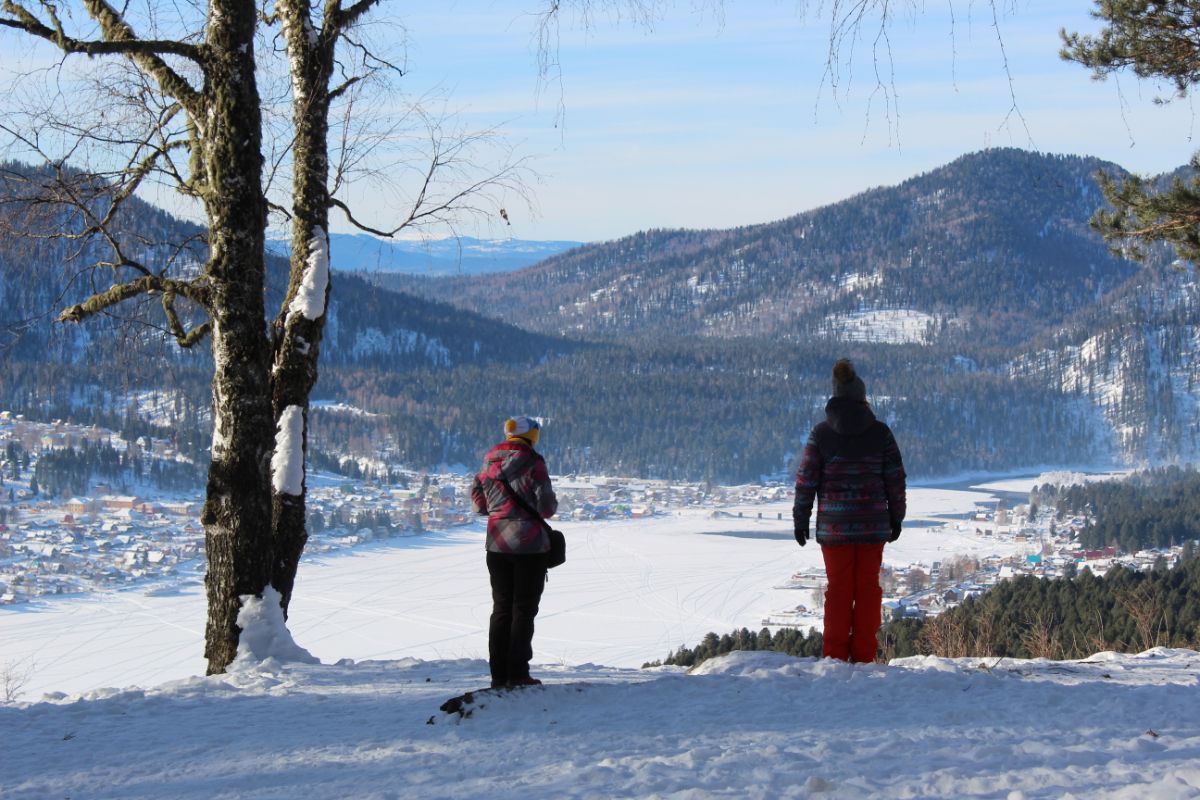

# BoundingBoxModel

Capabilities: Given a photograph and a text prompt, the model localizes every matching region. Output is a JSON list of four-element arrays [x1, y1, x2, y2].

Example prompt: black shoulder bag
[[497, 474, 566, 569]]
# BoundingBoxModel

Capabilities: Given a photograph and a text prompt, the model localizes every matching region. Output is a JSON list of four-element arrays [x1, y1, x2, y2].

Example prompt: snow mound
[[688, 649, 808, 676], [230, 586, 319, 671]]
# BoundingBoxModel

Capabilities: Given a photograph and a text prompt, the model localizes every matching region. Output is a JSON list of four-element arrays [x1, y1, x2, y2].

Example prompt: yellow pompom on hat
[[504, 415, 541, 446]]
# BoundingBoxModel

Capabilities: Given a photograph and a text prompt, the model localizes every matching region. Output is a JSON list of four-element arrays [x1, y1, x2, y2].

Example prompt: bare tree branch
[[0, 0, 205, 76], [327, 73, 364, 102], [59, 274, 211, 325], [329, 118, 534, 238], [162, 287, 212, 347], [330, 0, 379, 33]]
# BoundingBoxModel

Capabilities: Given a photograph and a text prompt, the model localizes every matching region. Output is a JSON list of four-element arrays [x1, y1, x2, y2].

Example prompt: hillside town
[[766, 503, 1190, 630], [0, 414, 779, 605], [0, 413, 1188, 611]]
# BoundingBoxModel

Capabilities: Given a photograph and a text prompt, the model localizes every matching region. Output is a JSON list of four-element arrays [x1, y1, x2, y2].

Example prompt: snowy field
[[3, 643, 1200, 799], [973, 470, 1133, 495], [823, 308, 944, 344], [1, 486, 1016, 700], [5, 479, 1200, 798]]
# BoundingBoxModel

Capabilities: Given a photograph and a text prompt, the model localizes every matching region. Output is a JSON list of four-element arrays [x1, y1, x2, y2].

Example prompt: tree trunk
[[270, 0, 335, 614], [200, 0, 274, 675]]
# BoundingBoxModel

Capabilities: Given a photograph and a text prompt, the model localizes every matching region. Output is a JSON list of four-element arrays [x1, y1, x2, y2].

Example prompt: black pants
[[487, 552, 547, 685]]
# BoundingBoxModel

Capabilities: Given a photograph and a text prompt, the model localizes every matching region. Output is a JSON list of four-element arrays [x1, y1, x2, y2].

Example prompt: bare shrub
[[1020, 609, 1062, 660], [2, 660, 33, 703], [921, 612, 971, 658], [1119, 585, 1168, 652], [971, 607, 997, 657]]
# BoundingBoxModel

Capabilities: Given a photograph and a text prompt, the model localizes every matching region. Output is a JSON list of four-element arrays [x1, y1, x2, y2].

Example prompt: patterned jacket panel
[[470, 440, 558, 554], [793, 401, 906, 546]]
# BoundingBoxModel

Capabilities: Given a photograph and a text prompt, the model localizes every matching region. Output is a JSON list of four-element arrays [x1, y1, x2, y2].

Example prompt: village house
[[66, 497, 101, 515], [160, 501, 198, 517], [103, 496, 147, 511]]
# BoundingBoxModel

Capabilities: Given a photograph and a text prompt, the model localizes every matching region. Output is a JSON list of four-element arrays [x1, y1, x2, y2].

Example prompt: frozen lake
[[1, 484, 1026, 699]]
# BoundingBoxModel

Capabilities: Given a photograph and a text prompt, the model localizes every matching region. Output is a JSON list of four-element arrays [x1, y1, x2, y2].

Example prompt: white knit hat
[[504, 415, 541, 444]]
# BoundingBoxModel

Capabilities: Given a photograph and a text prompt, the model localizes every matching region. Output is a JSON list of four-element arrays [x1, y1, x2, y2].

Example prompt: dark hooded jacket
[[793, 397, 906, 546]]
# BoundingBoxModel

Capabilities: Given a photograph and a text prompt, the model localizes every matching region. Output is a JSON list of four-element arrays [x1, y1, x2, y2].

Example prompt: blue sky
[[355, 1, 1199, 243], [2, 1, 1189, 245]]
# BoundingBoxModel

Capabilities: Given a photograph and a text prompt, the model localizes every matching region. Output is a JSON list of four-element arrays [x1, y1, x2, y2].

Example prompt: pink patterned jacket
[[471, 439, 558, 554]]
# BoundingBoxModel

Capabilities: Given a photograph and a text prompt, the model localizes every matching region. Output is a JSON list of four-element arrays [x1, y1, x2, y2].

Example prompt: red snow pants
[[820, 542, 886, 663]]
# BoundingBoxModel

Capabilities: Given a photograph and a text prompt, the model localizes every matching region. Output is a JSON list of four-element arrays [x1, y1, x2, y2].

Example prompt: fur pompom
[[832, 359, 856, 384]]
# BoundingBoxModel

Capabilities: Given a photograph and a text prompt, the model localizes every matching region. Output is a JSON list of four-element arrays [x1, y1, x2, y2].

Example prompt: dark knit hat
[[832, 359, 867, 401]]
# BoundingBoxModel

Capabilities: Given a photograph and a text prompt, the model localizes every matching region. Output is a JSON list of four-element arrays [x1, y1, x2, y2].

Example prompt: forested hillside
[[1014, 263, 1200, 461], [655, 555, 1200, 668], [1034, 466, 1200, 552], [310, 338, 1108, 480], [355, 148, 1194, 478], [2, 150, 1195, 482]]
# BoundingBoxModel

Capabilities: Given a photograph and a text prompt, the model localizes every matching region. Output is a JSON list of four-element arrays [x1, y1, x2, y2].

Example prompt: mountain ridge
[[384, 148, 1155, 349], [1, 149, 1195, 481]]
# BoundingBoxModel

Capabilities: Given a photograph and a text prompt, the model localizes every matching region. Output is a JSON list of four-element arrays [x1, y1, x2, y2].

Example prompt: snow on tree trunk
[[271, 405, 307, 495]]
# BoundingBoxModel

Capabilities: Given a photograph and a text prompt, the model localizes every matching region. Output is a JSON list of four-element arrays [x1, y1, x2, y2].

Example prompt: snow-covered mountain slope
[[3, 645, 1199, 799], [1014, 266, 1200, 464], [399, 149, 1148, 347]]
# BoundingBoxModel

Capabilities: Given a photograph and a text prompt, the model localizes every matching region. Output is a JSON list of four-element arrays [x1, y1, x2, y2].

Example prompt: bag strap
[[497, 471, 553, 534]]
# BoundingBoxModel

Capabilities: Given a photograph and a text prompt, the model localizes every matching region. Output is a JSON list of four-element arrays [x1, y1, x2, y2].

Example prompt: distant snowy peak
[[267, 233, 583, 276]]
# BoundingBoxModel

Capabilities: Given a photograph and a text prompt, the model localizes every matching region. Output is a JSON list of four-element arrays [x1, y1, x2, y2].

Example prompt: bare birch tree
[[0, 0, 529, 673], [0, 0, 275, 673], [264, 1, 530, 614]]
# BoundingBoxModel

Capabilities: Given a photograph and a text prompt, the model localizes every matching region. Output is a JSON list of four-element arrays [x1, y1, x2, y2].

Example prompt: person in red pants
[[793, 359, 906, 663]]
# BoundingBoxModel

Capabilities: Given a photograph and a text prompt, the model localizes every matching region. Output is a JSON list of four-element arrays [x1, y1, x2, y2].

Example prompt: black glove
[[794, 524, 809, 547], [888, 523, 902, 543]]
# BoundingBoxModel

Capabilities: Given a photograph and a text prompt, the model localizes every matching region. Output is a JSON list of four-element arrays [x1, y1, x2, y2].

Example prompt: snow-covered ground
[[0, 488, 1021, 700], [3, 644, 1199, 799], [4, 480, 1200, 798]]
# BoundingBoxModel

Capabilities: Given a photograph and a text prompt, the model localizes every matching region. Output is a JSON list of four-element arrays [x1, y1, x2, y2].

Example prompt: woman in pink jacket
[[470, 415, 558, 688]]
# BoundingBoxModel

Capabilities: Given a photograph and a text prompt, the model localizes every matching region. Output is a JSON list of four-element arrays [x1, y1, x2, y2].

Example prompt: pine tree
[[1062, 1, 1200, 261]]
